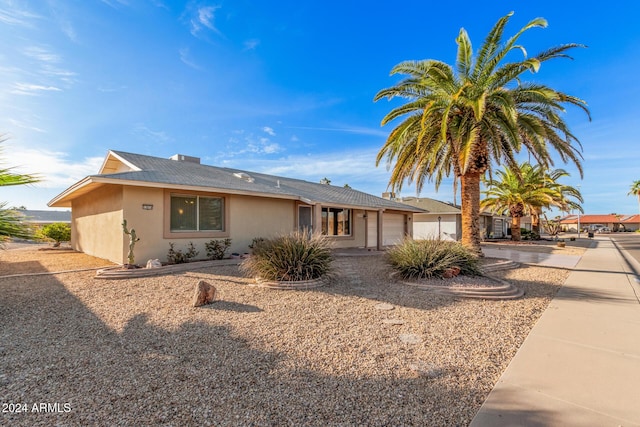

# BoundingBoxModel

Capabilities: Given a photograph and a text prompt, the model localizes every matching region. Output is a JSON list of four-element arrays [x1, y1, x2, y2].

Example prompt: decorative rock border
[[252, 276, 328, 290], [401, 274, 524, 300], [95, 259, 242, 279], [480, 259, 521, 274]]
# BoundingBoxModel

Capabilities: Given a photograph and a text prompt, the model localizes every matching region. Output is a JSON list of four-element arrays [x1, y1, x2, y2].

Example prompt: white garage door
[[366, 211, 378, 248], [382, 213, 405, 246]]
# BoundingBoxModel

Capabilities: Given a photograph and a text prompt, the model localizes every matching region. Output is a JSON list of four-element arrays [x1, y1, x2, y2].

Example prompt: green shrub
[[387, 238, 481, 279], [520, 229, 540, 240], [167, 242, 199, 264], [248, 237, 266, 252], [240, 230, 333, 281], [205, 238, 232, 260], [38, 222, 71, 246]]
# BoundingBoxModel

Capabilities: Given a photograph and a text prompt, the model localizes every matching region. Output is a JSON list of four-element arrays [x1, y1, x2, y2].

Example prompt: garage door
[[366, 211, 378, 248], [382, 213, 405, 246]]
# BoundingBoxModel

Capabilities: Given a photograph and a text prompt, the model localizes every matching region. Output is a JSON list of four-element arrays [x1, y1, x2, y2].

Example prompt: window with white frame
[[170, 194, 224, 232], [321, 207, 350, 236]]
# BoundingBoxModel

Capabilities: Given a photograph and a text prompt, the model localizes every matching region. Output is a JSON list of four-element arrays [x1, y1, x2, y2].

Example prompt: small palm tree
[[482, 163, 556, 241], [483, 163, 582, 240], [629, 180, 640, 217], [375, 12, 589, 253], [0, 139, 40, 245], [530, 168, 583, 234]]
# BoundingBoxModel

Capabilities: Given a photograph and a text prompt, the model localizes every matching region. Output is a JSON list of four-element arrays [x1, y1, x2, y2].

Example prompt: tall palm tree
[[629, 180, 640, 218], [375, 12, 589, 252], [0, 139, 40, 245]]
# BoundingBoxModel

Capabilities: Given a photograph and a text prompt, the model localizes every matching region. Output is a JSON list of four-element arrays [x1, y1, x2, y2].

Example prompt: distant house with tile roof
[[48, 150, 422, 264], [396, 196, 510, 240], [560, 214, 640, 232]]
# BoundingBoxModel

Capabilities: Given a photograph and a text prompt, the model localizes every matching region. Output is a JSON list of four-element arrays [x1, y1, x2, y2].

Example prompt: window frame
[[321, 206, 352, 237], [164, 190, 229, 239]]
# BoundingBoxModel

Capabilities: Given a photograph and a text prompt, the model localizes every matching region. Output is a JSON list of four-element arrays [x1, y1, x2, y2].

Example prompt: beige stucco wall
[[227, 195, 295, 253], [118, 191, 297, 263], [121, 186, 165, 264], [72, 185, 123, 263], [71, 183, 415, 263]]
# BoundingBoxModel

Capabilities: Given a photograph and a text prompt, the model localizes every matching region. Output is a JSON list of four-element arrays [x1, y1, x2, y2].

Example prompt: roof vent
[[233, 172, 254, 183], [170, 154, 200, 164]]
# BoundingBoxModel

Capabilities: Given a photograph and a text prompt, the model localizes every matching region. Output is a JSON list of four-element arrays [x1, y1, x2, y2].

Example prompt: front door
[[298, 205, 313, 233]]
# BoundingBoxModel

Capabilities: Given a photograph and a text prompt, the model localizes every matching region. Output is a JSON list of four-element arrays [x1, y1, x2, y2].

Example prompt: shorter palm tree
[[482, 164, 551, 241], [482, 163, 582, 241], [0, 140, 40, 245], [531, 168, 583, 234]]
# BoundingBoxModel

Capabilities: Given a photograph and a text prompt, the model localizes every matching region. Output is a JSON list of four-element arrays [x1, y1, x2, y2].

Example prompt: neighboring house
[[394, 196, 509, 241], [560, 214, 640, 232], [17, 209, 71, 226], [48, 150, 423, 264]]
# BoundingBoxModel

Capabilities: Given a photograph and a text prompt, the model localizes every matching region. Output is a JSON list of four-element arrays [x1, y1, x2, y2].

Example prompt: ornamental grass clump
[[387, 238, 482, 279], [240, 230, 333, 281]]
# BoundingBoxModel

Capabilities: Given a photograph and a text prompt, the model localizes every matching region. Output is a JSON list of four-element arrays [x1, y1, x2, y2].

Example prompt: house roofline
[[98, 150, 141, 174], [49, 176, 422, 213]]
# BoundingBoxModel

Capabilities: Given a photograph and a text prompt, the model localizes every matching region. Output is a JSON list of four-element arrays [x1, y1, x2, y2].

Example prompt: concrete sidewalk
[[471, 237, 640, 426], [482, 246, 583, 269]]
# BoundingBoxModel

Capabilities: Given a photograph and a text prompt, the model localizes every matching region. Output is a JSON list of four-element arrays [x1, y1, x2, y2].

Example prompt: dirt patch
[[0, 245, 115, 276]]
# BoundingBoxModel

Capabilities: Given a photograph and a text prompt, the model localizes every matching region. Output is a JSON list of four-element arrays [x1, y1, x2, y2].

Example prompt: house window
[[321, 207, 350, 236], [298, 205, 313, 232], [170, 195, 223, 232]]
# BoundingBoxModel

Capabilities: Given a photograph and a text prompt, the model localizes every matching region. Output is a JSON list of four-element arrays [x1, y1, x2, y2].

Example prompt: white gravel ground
[[0, 248, 570, 426]]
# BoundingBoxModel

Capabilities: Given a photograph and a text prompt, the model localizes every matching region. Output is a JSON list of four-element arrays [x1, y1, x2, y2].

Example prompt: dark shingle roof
[[100, 151, 422, 212]]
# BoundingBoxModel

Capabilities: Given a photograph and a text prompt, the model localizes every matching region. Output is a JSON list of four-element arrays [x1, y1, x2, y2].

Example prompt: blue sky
[[1, 1, 639, 215]]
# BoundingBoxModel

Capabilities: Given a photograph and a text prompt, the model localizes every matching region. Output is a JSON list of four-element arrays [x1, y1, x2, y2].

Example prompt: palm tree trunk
[[511, 217, 522, 241], [532, 209, 541, 235], [460, 172, 482, 253]]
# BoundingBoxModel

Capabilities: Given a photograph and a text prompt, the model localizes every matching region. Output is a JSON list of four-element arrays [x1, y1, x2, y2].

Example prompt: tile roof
[[73, 150, 423, 212], [560, 214, 640, 224]]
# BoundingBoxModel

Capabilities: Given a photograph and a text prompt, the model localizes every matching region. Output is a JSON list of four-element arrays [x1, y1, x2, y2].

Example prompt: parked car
[[596, 226, 611, 233]]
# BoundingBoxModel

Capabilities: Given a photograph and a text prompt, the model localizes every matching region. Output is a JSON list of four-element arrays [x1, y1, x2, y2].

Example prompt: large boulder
[[193, 280, 217, 307]]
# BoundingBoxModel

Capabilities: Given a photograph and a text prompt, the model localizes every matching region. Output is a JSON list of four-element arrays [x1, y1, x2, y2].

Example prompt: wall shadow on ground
[[0, 270, 546, 427]]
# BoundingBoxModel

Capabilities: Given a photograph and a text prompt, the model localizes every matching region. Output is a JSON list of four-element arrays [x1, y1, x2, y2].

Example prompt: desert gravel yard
[[0, 244, 577, 426]]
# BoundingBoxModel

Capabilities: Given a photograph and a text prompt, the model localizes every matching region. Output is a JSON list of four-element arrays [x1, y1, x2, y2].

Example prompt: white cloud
[[226, 131, 282, 156], [11, 83, 62, 95], [2, 146, 103, 188], [263, 144, 280, 154], [20, 46, 76, 87], [132, 124, 171, 142], [8, 118, 46, 133], [179, 47, 202, 70], [23, 46, 60, 63], [262, 126, 276, 136], [243, 38, 260, 50], [286, 125, 389, 138], [188, 4, 222, 37], [0, 5, 41, 27], [100, 0, 129, 8]]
